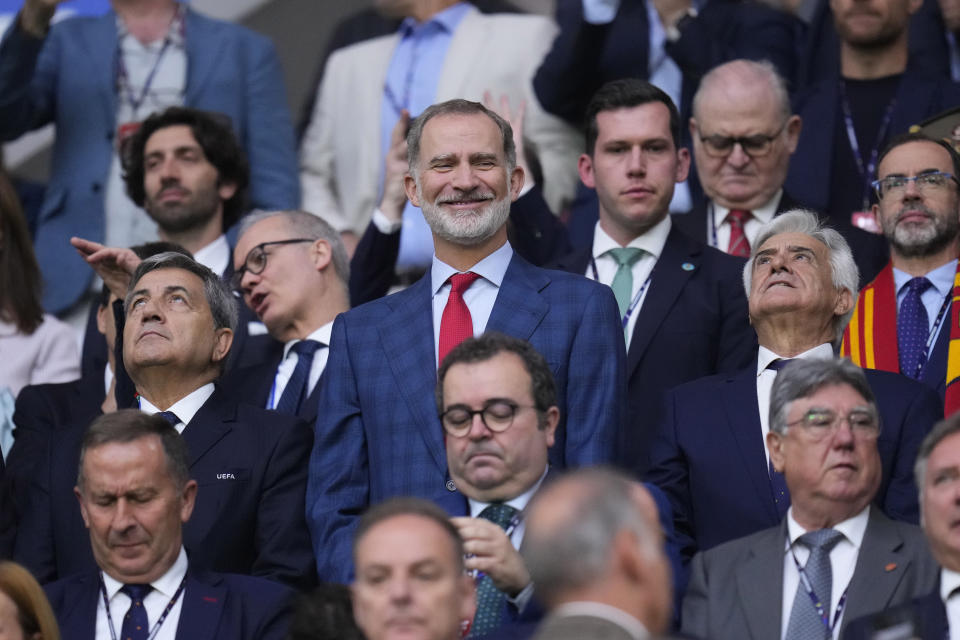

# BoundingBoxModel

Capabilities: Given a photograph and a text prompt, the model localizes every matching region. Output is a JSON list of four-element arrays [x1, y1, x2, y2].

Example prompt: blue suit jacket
[[307, 252, 627, 582], [0, 7, 300, 314], [551, 226, 756, 474], [45, 566, 295, 640], [13, 386, 317, 589], [648, 363, 943, 564]]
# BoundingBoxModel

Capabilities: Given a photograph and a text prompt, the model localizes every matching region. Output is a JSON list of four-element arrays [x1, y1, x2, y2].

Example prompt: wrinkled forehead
[[419, 112, 506, 162], [755, 231, 830, 262], [878, 140, 954, 178]]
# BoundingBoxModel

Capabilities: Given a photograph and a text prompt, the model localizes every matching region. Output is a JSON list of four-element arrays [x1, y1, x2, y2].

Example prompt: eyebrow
[[881, 168, 945, 178]]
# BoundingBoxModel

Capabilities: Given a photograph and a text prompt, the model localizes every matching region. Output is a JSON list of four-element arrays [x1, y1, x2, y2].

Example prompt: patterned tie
[[438, 272, 481, 365], [898, 277, 933, 379], [765, 359, 793, 518], [156, 411, 180, 428], [785, 529, 844, 640], [470, 503, 518, 638], [607, 247, 644, 317], [120, 583, 152, 640], [275, 339, 323, 414], [726, 209, 753, 257]]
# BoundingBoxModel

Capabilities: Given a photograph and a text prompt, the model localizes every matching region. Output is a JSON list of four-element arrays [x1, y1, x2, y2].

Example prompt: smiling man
[[842, 133, 960, 413], [308, 98, 625, 583]]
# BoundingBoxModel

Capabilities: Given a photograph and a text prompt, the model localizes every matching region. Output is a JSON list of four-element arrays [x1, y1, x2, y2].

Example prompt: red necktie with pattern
[[726, 209, 753, 258], [438, 272, 481, 365]]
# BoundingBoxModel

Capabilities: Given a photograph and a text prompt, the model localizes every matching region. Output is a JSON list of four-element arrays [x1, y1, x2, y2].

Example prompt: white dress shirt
[[431, 241, 513, 366], [942, 567, 960, 639], [780, 506, 871, 640], [707, 190, 782, 253], [267, 322, 333, 410], [96, 546, 188, 640], [138, 383, 215, 434], [588, 217, 671, 350], [892, 259, 957, 364], [192, 234, 231, 279]]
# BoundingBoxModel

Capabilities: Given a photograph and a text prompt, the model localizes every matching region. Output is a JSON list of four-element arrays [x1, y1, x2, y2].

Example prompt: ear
[[834, 286, 854, 317], [767, 431, 786, 473], [578, 154, 596, 189], [217, 180, 238, 202], [96, 303, 110, 336], [211, 328, 234, 364], [75, 486, 91, 529], [312, 238, 333, 272], [872, 202, 885, 233], [542, 406, 560, 448], [509, 165, 525, 202], [675, 147, 691, 183], [784, 115, 802, 154], [613, 528, 644, 583], [180, 479, 198, 523], [404, 173, 420, 207]]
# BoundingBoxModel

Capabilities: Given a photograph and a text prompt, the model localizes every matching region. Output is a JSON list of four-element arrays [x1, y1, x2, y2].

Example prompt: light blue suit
[[0, 6, 300, 313]]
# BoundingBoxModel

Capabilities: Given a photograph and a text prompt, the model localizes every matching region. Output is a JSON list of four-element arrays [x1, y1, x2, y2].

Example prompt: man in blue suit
[[45, 409, 294, 640], [307, 98, 626, 583], [647, 209, 942, 565], [0, 0, 299, 316]]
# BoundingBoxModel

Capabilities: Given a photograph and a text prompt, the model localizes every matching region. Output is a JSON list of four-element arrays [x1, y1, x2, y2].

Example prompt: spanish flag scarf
[[841, 261, 960, 416]]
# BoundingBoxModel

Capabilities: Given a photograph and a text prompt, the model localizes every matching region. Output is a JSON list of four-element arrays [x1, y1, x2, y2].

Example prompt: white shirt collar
[[551, 602, 650, 640], [893, 259, 958, 299], [102, 546, 188, 600], [192, 234, 231, 279], [138, 383, 215, 432], [713, 189, 783, 226], [756, 343, 835, 378], [592, 216, 672, 261], [941, 568, 960, 603], [430, 241, 514, 296], [282, 321, 333, 361], [467, 466, 548, 518], [785, 504, 871, 550]]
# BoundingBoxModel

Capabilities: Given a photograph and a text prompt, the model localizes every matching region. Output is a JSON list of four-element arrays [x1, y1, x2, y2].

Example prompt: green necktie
[[607, 247, 645, 316]]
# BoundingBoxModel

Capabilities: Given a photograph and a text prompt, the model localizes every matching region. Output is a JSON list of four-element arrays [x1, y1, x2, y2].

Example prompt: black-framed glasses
[[785, 408, 881, 441], [871, 170, 960, 200], [439, 400, 538, 438], [698, 121, 788, 158], [232, 238, 314, 289]]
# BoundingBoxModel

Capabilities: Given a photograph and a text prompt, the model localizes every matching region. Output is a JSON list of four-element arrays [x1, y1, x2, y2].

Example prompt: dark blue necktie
[[120, 583, 151, 640], [470, 503, 518, 638], [898, 277, 933, 379], [156, 411, 180, 428], [275, 339, 322, 414], [766, 359, 793, 517]]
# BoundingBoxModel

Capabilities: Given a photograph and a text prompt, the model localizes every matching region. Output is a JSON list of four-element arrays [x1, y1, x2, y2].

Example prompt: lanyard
[[839, 79, 898, 210], [100, 572, 187, 640], [912, 291, 952, 379], [789, 545, 847, 636], [116, 35, 174, 116], [589, 256, 652, 330], [708, 203, 719, 249]]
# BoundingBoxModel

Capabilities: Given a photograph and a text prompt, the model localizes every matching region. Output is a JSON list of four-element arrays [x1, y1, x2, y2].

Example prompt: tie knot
[[449, 271, 481, 294], [156, 411, 180, 428], [121, 583, 152, 602], [798, 528, 843, 552], [291, 339, 322, 358], [606, 247, 644, 268], [726, 209, 752, 226], [766, 358, 795, 372], [905, 276, 933, 296], [479, 503, 518, 529]]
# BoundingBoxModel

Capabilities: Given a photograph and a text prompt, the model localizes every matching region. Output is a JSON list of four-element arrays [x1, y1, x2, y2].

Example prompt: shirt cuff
[[582, 0, 619, 24], [372, 208, 403, 235], [507, 582, 535, 613]]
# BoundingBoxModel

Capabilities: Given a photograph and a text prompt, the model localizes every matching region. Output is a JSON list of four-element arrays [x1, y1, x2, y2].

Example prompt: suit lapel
[[175, 571, 226, 640], [843, 507, 914, 625], [180, 390, 233, 467], [184, 9, 220, 106], [735, 525, 786, 640], [486, 256, 549, 342], [80, 13, 118, 126], [58, 573, 100, 640]]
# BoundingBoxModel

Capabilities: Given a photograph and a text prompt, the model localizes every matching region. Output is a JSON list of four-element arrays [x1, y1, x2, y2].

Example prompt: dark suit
[[308, 252, 627, 582], [648, 363, 942, 563], [670, 190, 805, 248], [551, 226, 756, 474], [681, 507, 939, 640], [45, 566, 295, 640], [844, 585, 948, 640], [14, 387, 316, 589]]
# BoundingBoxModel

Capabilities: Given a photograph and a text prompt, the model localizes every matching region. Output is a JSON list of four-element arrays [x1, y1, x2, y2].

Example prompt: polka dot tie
[[784, 529, 844, 640], [120, 583, 151, 640], [897, 277, 933, 379], [469, 503, 518, 638], [438, 272, 481, 366], [726, 209, 753, 258], [156, 411, 180, 428]]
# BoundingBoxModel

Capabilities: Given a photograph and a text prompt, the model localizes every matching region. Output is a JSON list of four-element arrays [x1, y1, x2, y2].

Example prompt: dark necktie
[[438, 272, 481, 365], [120, 583, 152, 640], [726, 209, 753, 258], [898, 277, 933, 379], [275, 339, 323, 414], [785, 529, 844, 640], [156, 411, 180, 428], [470, 503, 518, 638], [766, 358, 794, 517]]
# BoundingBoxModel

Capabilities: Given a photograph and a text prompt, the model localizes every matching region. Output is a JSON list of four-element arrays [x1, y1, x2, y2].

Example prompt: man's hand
[[379, 109, 411, 223], [70, 237, 142, 299], [20, 0, 64, 38], [483, 91, 529, 178], [451, 516, 531, 597]]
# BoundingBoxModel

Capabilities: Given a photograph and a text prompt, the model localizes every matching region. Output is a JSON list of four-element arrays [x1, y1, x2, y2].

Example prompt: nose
[[450, 161, 480, 191], [138, 295, 164, 323], [388, 575, 413, 603], [626, 146, 645, 177], [466, 412, 491, 440], [831, 418, 856, 448], [110, 498, 137, 534], [240, 266, 260, 295], [902, 177, 923, 200], [727, 142, 751, 169], [158, 155, 181, 182]]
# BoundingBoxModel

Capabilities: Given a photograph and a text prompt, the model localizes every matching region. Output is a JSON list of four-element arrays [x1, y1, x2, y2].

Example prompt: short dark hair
[[584, 78, 681, 155], [121, 107, 250, 229], [353, 497, 465, 571], [97, 241, 193, 308], [436, 332, 557, 426], [407, 99, 516, 173], [77, 410, 191, 491], [878, 132, 960, 180]]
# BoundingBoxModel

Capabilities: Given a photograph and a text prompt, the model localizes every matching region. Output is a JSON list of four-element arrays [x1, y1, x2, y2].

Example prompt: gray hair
[[915, 413, 960, 497], [125, 251, 238, 334], [77, 410, 191, 491], [521, 467, 661, 604], [743, 209, 860, 342], [693, 59, 791, 123], [769, 358, 876, 436], [237, 209, 350, 287], [406, 99, 516, 174], [353, 497, 465, 572]]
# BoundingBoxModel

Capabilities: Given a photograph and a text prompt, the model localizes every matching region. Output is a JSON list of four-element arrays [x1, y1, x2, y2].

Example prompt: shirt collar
[[102, 546, 188, 600], [116, 2, 186, 48], [551, 602, 650, 640], [713, 189, 783, 226], [893, 259, 959, 299], [467, 466, 549, 518], [785, 504, 871, 549], [941, 568, 960, 603], [138, 383, 215, 429], [592, 216, 672, 261], [282, 321, 333, 361], [398, 2, 471, 37], [431, 241, 514, 296], [756, 343, 834, 377], [192, 234, 230, 279]]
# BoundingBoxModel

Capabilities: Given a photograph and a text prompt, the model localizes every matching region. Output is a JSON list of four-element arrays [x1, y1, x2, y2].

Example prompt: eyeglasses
[[698, 121, 788, 158], [232, 238, 314, 290], [785, 408, 881, 441], [871, 171, 960, 200], [439, 400, 538, 438]]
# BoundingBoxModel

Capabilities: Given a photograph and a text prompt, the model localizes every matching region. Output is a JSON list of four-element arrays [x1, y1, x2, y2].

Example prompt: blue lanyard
[[116, 35, 173, 117], [789, 545, 848, 636], [912, 291, 952, 379], [839, 79, 898, 210], [589, 256, 652, 330]]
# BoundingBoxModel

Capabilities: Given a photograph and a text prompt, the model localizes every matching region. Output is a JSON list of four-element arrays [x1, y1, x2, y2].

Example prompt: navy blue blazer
[[307, 252, 627, 582], [45, 567, 295, 640], [551, 226, 756, 474], [844, 585, 947, 640], [13, 387, 317, 589], [647, 363, 943, 563]]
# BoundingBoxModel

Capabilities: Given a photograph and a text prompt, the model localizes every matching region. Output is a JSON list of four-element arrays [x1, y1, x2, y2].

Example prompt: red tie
[[726, 209, 753, 258], [438, 272, 481, 365]]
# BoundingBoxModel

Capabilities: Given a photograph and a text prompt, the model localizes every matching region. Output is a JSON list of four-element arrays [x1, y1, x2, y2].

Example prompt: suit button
[[92, 183, 101, 193], [445, 480, 456, 492]]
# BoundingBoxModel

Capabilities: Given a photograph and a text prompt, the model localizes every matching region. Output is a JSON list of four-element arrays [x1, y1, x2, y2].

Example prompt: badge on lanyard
[[116, 121, 142, 152], [850, 210, 881, 234]]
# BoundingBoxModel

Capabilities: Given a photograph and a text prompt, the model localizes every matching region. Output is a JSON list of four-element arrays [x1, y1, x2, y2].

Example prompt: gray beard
[[419, 186, 510, 247]]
